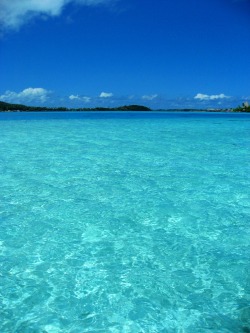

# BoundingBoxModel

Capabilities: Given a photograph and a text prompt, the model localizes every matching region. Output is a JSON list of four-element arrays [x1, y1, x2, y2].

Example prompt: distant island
[[233, 102, 250, 112], [0, 101, 249, 112], [0, 101, 151, 112]]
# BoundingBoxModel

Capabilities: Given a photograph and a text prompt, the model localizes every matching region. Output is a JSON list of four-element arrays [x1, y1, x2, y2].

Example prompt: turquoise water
[[0, 112, 250, 333]]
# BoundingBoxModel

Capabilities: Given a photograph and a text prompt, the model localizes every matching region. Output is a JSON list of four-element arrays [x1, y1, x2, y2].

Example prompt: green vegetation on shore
[[0, 101, 151, 112], [1, 100, 250, 112], [233, 102, 250, 112]]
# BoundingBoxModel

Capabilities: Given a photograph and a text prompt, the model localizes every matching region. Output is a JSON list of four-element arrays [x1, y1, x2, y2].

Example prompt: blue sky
[[0, 0, 250, 109]]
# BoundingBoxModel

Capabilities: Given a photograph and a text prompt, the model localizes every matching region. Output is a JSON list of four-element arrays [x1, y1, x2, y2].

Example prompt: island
[[0, 100, 250, 112], [233, 102, 250, 112], [0, 101, 151, 112]]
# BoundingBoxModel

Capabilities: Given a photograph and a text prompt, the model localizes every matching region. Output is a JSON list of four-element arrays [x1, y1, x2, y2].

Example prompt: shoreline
[[0, 109, 248, 113], [1, 101, 249, 113]]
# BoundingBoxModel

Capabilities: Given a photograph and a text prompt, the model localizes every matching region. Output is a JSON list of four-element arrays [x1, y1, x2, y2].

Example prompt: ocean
[[0, 111, 250, 332]]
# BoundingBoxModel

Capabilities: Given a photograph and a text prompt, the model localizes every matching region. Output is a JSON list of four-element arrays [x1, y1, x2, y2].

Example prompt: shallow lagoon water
[[0, 112, 250, 332]]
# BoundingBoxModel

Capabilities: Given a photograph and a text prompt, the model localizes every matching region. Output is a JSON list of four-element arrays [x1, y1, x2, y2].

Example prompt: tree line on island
[[0, 101, 151, 112], [0, 100, 249, 112], [233, 102, 250, 112]]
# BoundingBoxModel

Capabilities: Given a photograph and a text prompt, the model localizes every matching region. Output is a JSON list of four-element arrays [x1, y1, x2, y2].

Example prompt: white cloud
[[69, 94, 80, 100], [142, 94, 158, 101], [82, 96, 91, 102], [69, 94, 91, 102], [194, 93, 230, 101], [0, 87, 50, 104], [0, 0, 112, 31], [100, 92, 113, 98]]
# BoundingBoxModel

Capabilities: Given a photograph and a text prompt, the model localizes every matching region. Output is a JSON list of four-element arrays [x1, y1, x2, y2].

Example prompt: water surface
[[0, 112, 250, 332]]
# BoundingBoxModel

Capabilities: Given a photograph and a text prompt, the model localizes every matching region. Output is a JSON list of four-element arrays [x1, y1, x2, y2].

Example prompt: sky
[[0, 0, 250, 109]]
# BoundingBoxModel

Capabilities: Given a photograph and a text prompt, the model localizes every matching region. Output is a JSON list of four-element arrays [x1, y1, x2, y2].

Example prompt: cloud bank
[[69, 94, 91, 102], [69, 94, 81, 100], [194, 93, 230, 101], [0, 0, 112, 30], [99, 92, 113, 98], [142, 94, 158, 101], [0, 88, 50, 104]]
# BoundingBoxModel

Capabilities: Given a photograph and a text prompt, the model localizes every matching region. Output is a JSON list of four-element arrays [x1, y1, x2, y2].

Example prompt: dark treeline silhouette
[[0, 101, 151, 112], [1, 100, 250, 112]]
